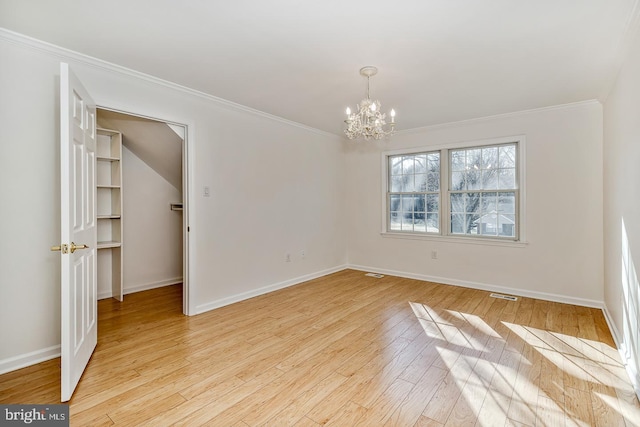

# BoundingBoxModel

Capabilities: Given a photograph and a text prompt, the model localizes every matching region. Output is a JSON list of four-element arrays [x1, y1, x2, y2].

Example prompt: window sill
[[380, 231, 528, 248]]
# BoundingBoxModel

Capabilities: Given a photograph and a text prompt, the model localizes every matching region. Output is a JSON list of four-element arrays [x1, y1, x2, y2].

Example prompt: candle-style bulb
[[346, 107, 351, 116], [390, 109, 396, 123]]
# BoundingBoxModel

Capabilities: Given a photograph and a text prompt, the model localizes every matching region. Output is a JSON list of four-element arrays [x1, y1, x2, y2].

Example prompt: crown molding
[[0, 27, 341, 141]]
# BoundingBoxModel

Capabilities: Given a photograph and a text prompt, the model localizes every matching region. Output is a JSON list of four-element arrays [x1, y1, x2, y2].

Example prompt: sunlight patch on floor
[[409, 300, 636, 425]]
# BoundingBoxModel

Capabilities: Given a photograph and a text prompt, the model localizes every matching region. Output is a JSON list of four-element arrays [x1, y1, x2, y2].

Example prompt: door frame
[[96, 105, 195, 315]]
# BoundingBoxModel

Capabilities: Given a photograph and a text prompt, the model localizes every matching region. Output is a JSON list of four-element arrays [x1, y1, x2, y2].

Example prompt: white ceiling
[[1, 0, 638, 135]]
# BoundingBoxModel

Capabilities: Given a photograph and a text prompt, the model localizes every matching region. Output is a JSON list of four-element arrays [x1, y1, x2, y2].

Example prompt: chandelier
[[344, 66, 396, 140]]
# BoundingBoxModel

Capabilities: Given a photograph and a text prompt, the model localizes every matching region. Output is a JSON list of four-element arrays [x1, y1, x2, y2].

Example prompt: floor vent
[[365, 273, 385, 278], [489, 293, 518, 301]]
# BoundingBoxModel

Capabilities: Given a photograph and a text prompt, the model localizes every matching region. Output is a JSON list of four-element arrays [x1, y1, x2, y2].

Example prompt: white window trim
[[380, 134, 527, 246]]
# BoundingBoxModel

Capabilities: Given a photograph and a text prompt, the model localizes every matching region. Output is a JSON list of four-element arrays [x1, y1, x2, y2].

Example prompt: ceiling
[[1, 0, 639, 136]]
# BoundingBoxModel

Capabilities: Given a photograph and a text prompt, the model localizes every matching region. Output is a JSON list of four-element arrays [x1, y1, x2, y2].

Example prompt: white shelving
[[96, 128, 123, 301]]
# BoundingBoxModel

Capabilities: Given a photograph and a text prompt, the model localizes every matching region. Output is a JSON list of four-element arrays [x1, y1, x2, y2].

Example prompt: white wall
[[96, 146, 183, 299], [0, 31, 346, 372], [603, 29, 640, 392], [0, 35, 63, 368], [345, 102, 604, 305]]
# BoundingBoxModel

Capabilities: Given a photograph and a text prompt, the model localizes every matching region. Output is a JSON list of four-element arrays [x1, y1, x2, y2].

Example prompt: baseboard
[[195, 265, 348, 314], [602, 304, 640, 400], [124, 277, 183, 295], [347, 264, 604, 308], [98, 277, 183, 300], [0, 345, 60, 375]]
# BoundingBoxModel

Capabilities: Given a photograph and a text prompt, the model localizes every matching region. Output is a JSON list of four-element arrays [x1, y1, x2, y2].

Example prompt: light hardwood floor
[[2, 269, 640, 426]]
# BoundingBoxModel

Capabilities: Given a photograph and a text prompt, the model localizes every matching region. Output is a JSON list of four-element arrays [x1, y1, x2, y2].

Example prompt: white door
[[57, 63, 98, 402]]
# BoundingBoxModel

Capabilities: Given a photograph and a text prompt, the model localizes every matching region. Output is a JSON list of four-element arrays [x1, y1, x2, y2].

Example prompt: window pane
[[415, 174, 427, 192], [401, 213, 414, 231], [414, 216, 426, 232], [499, 145, 516, 168], [451, 193, 464, 213], [478, 212, 499, 236], [467, 214, 480, 234], [427, 172, 439, 191], [426, 194, 439, 213], [466, 149, 481, 169], [481, 192, 497, 213], [390, 176, 403, 192], [402, 156, 415, 174], [498, 169, 515, 189], [390, 195, 400, 211], [498, 192, 515, 214], [390, 156, 403, 175], [414, 155, 427, 174], [466, 170, 481, 190], [482, 147, 498, 169], [427, 213, 439, 233], [428, 153, 440, 172], [451, 213, 465, 234], [401, 195, 415, 212], [500, 214, 516, 237], [481, 169, 498, 190], [414, 194, 426, 212], [451, 171, 465, 190], [390, 212, 401, 230], [465, 193, 480, 213], [402, 175, 415, 192], [451, 150, 465, 171]]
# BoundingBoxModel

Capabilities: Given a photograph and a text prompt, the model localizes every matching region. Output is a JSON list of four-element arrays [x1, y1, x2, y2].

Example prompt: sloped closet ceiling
[[98, 110, 182, 191]]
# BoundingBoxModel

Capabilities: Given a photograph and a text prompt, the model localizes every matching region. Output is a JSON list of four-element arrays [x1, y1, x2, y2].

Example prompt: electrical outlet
[[285, 253, 291, 262], [431, 250, 438, 259], [301, 250, 306, 259], [203, 186, 210, 197]]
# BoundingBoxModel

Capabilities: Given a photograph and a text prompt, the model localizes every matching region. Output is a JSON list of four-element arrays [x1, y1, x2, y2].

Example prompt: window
[[385, 138, 521, 241], [388, 152, 440, 233], [449, 144, 517, 238]]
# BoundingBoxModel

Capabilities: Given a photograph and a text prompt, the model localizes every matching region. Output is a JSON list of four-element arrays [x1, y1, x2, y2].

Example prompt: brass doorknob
[[69, 242, 89, 254]]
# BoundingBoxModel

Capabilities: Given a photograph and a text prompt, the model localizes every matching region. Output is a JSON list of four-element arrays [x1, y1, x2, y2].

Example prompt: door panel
[[60, 63, 98, 402]]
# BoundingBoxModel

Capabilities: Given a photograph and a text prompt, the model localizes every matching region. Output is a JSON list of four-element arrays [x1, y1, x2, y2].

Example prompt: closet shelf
[[96, 126, 124, 302], [97, 241, 122, 249], [97, 156, 120, 162]]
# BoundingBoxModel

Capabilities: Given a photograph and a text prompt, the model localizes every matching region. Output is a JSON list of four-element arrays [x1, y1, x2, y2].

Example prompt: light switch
[[203, 186, 210, 197]]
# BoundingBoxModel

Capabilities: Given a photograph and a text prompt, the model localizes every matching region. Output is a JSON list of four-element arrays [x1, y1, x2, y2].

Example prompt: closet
[[94, 109, 184, 303]]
